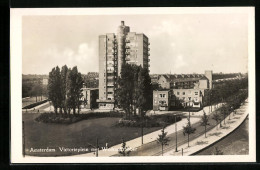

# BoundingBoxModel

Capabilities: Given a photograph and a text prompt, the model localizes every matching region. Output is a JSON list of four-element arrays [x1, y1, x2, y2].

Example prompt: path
[[163, 100, 248, 156]]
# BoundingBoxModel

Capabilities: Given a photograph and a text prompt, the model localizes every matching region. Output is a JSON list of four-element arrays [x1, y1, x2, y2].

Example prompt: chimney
[[121, 21, 125, 26]]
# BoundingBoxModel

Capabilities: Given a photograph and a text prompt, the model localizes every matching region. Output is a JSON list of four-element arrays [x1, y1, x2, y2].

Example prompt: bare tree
[[183, 117, 196, 147], [200, 110, 210, 138], [157, 127, 170, 156]]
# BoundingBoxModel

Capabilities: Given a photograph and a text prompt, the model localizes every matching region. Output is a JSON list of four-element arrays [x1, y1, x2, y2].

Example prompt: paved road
[[126, 108, 224, 156]]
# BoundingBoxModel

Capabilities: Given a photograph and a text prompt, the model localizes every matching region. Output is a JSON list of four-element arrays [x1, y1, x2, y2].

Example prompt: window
[[195, 91, 198, 95], [177, 92, 180, 95], [107, 92, 113, 94], [182, 92, 185, 95], [188, 97, 191, 101], [160, 94, 166, 98], [159, 100, 166, 105]]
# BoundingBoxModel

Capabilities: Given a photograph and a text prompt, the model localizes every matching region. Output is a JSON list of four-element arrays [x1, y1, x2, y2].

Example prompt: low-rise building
[[170, 89, 205, 108], [80, 88, 99, 109], [153, 90, 172, 111], [157, 70, 213, 90], [153, 88, 207, 111]]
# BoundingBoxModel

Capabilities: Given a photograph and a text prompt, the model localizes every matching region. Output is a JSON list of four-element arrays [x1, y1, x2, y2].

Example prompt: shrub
[[35, 111, 124, 124], [115, 114, 182, 128]]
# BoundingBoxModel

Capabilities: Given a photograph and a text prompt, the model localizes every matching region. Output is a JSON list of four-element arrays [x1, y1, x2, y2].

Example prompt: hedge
[[35, 111, 124, 124]]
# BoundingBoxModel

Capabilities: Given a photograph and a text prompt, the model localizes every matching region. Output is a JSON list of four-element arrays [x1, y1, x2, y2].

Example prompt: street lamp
[[175, 115, 178, 152], [229, 106, 232, 120]]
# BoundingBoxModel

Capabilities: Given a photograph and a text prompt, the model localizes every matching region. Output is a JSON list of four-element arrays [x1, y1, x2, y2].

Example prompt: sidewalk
[[163, 101, 248, 156], [22, 101, 49, 112]]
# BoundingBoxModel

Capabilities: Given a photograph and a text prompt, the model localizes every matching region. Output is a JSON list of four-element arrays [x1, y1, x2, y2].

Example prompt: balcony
[[125, 57, 130, 61], [107, 78, 114, 82], [125, 39, 130, 43], [107, 83, 114, 87], [125, 51, 130, 55], [148, 53, 150, 56], [107, 70, 114, 73], [148, 48, 150, 51], [148, 42, 150, 45], [125, 46, 130, 49], [107, 65, 114, 68]]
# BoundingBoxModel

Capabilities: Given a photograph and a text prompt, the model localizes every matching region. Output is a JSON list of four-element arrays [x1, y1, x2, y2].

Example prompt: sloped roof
[[159, 74, 205, 83]]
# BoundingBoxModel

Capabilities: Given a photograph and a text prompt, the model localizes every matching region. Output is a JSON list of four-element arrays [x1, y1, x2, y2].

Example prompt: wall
[[205, 70, 213, 89], [153, 90, 170, 111], [158, 76, 170, 89]]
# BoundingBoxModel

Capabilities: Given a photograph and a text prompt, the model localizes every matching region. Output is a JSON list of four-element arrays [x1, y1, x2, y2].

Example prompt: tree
[[156, 127, 170, 156], [117, 64, 153, 119], [183, 117, 196, 147], [200, 110, 210, 138], [75, 71, 84, 114], [116, 64, 135, 119], [30, 81, 43, 102], [60, 65, 69, 114], [118, 138, 131, 156], [48, 66, 62, 114], [219, 105, 228, 125], [212, 112, 221, 129], [67, 66, 83, 114]]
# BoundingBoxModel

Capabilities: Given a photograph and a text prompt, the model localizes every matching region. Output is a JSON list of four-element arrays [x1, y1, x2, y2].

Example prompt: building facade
[[81, 88, 99, 109], [97, 21, 150, 109], [153, 90, 172, 111], [153, 88, 206, 111], [157, 70, 213, 90]]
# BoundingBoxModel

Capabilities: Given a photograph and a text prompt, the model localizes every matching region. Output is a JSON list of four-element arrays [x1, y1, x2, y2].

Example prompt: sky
[[22, 13, 249, 75]]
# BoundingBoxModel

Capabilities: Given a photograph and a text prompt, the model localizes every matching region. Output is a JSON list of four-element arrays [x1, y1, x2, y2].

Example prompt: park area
[[23, 112, 163, 157], [22, 96, 47, 108]]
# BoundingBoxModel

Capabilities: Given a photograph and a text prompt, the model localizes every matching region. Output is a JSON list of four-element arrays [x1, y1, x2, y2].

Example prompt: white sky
[[22, 13, 249, 75]]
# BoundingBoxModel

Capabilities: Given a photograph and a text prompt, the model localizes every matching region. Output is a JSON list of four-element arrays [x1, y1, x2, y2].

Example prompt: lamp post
[[96, 138, 99, 157], [175, 115, 178, 152], [231, 106, 234, 117]]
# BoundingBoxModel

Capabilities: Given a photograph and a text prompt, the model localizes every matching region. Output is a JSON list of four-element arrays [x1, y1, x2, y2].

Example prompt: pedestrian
[[106, 142, 108, 149]]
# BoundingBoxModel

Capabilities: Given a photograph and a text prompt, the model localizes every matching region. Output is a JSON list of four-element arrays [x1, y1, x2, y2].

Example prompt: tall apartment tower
[[97, 21, 150, 110]]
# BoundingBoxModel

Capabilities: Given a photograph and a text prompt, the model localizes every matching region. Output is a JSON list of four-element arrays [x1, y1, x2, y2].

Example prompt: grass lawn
[[196, 118, 249, 155], [23, 113, 161, 157]]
